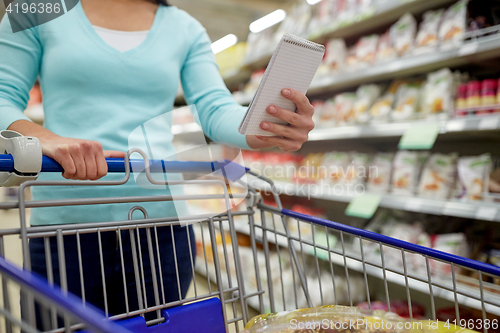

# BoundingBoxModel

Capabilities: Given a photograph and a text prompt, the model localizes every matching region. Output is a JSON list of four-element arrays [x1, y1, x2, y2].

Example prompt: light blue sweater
[[0, 3, 249, 225]]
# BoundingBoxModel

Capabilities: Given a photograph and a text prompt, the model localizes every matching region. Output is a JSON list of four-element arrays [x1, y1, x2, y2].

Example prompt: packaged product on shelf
[[457, 154, 491, 200], [376, 30, 397, 63], [466, 80, 482, 108], [319, 39, 347, 74], [312, 0, 337, 33], [392, 151, 429, 196], [369, 80, 403, 122], [390, 13, 417, 57], [456, 83, 468, 111], [345, 45, 358, 69], [244, 30, 274, 62], [322, 152, 350, 185], [354, 34, 379, 67], [439, 0, 467, 47], [391, 82, 421, 121], [340, 153, 369, 186], [431, 233, 469, 276], [274, 3, 312, 41], [481, 79, 497, 106], [418, 153, 458, 199], [296, 153, 325, 183], [367, 153, 394, 193], [414, 9, 444, 54], [336, 0, 358, 25], [334, 93, 357, 125], [318, 98, 337, 127], [422, 68, 454, 117], [311, 100, 326, 125], [354, 84, 382, 123]]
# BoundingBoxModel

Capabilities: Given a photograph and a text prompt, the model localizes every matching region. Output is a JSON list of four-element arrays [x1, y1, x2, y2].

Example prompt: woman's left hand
[[246, 88, 315, 152]]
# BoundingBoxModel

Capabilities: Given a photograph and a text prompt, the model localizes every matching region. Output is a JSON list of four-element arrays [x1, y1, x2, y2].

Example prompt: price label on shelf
[[478, 117, 500, 130], [475, 207, 498, 221], [345, 194, 382, 219], [458, 42, 479, 56], [399, 122, 440, 150]]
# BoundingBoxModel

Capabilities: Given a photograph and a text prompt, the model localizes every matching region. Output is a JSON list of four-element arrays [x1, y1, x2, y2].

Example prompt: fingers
[[54, 145, 77, 180], [104, 151, 126, 158], [281, 88, 314, 115], [68, 144, 86, 180], [260, 121, 308, 142], [255, 135, 302, 152], [266, 105, 315, 130], [53, 141, 109, 180]]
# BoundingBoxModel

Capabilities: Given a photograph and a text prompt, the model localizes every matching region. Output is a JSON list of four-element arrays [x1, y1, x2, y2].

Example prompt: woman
[[0, 0, 316, 324]]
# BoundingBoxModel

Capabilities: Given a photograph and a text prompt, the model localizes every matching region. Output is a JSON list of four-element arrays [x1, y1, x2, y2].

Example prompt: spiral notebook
[[238, 33, 325, 136]]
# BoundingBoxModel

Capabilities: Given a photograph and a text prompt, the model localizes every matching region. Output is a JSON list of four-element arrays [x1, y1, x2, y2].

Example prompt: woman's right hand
[[41, 136, 126, 180], [8, 120, 125, 181]]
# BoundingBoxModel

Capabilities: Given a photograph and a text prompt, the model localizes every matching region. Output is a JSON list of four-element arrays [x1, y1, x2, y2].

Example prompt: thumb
[[103, 150, 126, 158]]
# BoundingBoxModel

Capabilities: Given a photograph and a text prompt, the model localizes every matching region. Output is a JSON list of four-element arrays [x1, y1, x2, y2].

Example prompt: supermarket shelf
[[308, 115, 500, 141], [247, 180, 500, 222], [234, 0, 457, 84], [311, 0, 456, 44], [309, 35, 500, 95], [168, 115, 500, 141]]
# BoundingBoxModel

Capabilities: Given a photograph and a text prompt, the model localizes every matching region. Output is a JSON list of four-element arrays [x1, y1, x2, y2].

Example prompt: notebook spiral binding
[[283, 34, 325, 53]]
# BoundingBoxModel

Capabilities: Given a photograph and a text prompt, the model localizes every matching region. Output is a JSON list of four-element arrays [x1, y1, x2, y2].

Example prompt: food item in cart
[[367, 153, 394, 193], [376, 30, 397, 63], [355, 35, 379, 67], [354, 84, 382, 123], [390, 13, 417, 57], [414, 10, 444, 53], [244, 305, 407, 332], [333, 93, 357, 125], [418, 153, 458, 199], [439, 0, 467, 46], [422, 68, 454, 116], [391, 82, 421, 121], [392, 151, 429, 196], [457, 154, 491, 200]]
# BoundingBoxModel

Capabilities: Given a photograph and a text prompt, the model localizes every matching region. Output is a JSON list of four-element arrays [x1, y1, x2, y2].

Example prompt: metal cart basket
[[0, 148, 499, 333]]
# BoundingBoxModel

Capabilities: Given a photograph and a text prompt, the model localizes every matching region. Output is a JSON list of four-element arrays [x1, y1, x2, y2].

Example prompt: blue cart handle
[[0, 154, 250, 182]]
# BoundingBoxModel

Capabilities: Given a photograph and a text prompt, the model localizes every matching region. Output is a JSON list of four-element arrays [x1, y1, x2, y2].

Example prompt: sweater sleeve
[[180, 14, 250, 149], [0, 15, 41, 130]]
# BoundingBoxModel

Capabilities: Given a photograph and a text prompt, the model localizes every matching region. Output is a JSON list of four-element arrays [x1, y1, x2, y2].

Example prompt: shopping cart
[[0, 141, 500, 332]]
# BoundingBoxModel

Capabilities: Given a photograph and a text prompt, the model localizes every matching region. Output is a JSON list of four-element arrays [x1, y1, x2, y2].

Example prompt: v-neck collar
[[76, 1, 163, 56]]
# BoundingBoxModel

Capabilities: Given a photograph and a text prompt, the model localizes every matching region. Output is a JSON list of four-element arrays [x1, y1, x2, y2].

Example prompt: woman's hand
[[246, 88, 315, 152], [42, 137, 125, 180], [8, 120, 125, 180]]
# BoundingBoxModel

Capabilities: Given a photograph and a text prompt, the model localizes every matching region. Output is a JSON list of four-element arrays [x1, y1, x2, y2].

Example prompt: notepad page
[[239, 34, 325, 136]]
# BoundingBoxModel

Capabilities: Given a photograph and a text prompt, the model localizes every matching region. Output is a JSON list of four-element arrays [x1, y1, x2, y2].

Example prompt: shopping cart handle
[[0, 154, 249, 182]]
